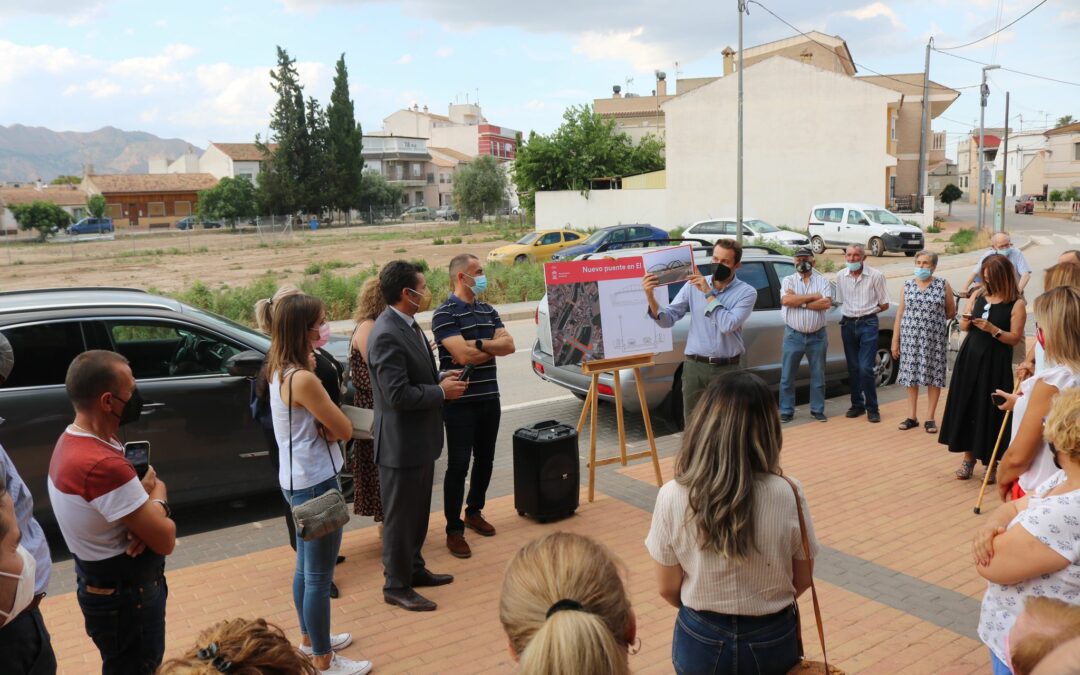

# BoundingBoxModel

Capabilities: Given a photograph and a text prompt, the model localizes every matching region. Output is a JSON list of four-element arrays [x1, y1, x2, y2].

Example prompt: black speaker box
[[513, 420, 579, 522]]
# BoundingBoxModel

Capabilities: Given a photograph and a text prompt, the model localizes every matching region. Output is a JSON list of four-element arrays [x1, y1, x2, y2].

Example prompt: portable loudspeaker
[[512, 420, 579, 523]]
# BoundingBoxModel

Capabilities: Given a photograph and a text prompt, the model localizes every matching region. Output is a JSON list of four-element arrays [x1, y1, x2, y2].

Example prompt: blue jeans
[[76, 576, 167, 675], [841, 316, 879, 412], [672, 605, 800, 675], [991, 649, 1012, 675], [780, 326, 828, 416], [282, 475, 343, 657]]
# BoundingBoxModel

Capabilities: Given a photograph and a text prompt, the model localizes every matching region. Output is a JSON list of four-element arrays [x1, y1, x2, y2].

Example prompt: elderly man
[[779, 247, 833, 423], [962, 231, 1032, 294], [835, 244, 890, 423]]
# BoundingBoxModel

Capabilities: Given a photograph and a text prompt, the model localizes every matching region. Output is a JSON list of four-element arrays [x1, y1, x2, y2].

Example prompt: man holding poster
[[643, 240, 757, 424]]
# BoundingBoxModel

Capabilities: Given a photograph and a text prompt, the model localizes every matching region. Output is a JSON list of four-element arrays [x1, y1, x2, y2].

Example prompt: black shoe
[[411, 568, 454, 588], [867, 410, 881, 423], [384, 588, 437, 612], [845, 407, 866, 418], [811, 412, 828, 422], [780, 413, 793, 423], [330, 582, 339, 599]]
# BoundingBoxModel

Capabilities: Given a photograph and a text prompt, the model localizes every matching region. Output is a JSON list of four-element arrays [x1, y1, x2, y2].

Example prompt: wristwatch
[[800, 302, 808, 309], [152, 498, 172, 519], [993, 329, 1003, 339], [475, 339, 484, 352]]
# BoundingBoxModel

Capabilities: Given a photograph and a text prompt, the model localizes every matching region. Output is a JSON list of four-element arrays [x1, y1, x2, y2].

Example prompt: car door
[[534, 231, 564, 261], [93, 317, 275, 506], [842, 208, 868, 246], [733, 261, 783, 384]]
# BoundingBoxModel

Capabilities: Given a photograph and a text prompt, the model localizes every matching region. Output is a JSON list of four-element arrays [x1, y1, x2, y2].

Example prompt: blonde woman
[[1016, 261, 1080, 381], [646, 370, 817, 674], [158, 618, 318, 675], [499, 532, 636, 675], [348, 277, 385, 521], [995, 286, 1080, 500]]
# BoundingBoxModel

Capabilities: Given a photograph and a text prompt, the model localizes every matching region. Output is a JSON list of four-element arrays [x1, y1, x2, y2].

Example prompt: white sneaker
[[301, 632, 354, 656], [320, 653, 373, 675]]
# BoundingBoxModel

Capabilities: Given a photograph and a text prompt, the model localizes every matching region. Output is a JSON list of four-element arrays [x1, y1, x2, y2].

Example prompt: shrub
[[1050, 189, 1064, 202], [817, 258, 837, 273], [171, 274, 279, 325], [1065, 188, 1079, 202], [304, 260, 349, 275], [450, 236, 463, 244], [668, 226, 685, 240], [433, 238, 445, 245], [945, 228, 990, 255]]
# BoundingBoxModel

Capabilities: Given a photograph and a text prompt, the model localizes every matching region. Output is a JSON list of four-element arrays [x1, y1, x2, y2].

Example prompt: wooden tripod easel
[[576, 353, 663, 502]]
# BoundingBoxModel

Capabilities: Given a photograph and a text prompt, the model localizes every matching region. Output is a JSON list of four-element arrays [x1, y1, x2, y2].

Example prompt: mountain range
[[0, 124, 200, 183]]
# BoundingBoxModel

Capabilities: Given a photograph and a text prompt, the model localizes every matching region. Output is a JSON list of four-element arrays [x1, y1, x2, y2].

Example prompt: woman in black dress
[[939, 255, 1026, 482]]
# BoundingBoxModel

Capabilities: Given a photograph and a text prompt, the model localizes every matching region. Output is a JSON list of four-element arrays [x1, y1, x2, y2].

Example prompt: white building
[[149, 143, 276, 185], [0, 184, 88, 233], [991, 130, 1048, 205]]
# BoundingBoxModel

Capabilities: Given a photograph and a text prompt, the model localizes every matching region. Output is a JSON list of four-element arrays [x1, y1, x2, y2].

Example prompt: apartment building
[[991, 130, 1048, 204], [957, 129, 1007, 204], [379, 103, 519, 162], [360, 135, 436, 207], [1043, 121, 1080, 194]]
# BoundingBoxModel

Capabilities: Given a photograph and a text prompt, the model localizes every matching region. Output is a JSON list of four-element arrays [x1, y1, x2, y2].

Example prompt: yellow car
[[487, 229, 584, 265]]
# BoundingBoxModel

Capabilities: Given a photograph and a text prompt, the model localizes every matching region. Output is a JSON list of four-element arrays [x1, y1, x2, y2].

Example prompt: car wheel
[[869, 237, 885, 257], [874, 336, 899, 388], [515, 254, 528, 264], [811, 236, 826, 255]]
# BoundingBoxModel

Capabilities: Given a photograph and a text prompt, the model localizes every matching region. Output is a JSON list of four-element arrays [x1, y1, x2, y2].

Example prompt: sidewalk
[[40, 395, 995, 674]]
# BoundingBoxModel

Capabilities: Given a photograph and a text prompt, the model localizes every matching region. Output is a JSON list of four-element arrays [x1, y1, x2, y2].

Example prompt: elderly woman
[[973, 387, 1080, 675], [891, 250, 956, 433]]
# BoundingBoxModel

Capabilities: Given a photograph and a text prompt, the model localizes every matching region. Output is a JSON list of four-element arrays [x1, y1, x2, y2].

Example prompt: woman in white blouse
[[646, 371, 818, 674], [973, 387, 1080, 675]]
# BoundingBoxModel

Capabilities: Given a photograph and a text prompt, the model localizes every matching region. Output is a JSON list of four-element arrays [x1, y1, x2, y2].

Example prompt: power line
[[936, 0, 1047, 51], [932, 48, 1080, 87]]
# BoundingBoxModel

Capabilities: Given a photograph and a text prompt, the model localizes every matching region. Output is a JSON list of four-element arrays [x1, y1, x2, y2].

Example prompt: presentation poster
[[641, 244, 696, 286], [544, 257, 672, 366]]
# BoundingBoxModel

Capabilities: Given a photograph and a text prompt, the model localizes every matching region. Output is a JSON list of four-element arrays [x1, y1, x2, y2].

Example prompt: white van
[[807, 203, 924, 257]]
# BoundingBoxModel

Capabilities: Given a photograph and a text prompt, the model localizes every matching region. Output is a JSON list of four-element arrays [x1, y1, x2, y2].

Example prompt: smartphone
[[990, 393, 1006, 406], [459, 364, 476, 381], [124, 441, 151, 480]]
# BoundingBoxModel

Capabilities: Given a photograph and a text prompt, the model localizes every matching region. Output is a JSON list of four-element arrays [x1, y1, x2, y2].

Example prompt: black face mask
[[712, 263, 732, 284], [113, 387, 144, 426], [796, 261, 813, 274]]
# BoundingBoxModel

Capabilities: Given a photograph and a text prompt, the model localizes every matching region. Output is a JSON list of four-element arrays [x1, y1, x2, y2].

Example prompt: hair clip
[[196, 644, 234, 672], [546, 598, 584, 618]]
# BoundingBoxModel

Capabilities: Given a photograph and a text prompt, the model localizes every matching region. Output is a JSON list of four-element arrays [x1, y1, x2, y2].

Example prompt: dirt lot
[[0, 221, 523, 294]]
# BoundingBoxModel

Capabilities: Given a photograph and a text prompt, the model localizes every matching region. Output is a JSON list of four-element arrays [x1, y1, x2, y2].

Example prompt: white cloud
[[525, 99, 546, 109], [394, 54, 413, 65], [573, 27, 673, 73], [0, 40, 88, 83], [109, 43, 198, 87], [435, 46, 453, 58], [182, 60, 327, 132], [64, 78, 121, 98], [842, 2, 905, 29]]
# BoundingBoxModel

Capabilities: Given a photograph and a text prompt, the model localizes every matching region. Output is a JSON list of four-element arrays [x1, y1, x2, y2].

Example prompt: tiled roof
[[428, 146, 473, 163], [209, 143, 277, 161], [85, 173, 219, 194], [1046, 122, 1080, 137], [0, 185, 88, 208]]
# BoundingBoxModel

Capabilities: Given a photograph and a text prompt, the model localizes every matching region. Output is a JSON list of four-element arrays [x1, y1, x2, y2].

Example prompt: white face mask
[[0, 545, 35, 627]]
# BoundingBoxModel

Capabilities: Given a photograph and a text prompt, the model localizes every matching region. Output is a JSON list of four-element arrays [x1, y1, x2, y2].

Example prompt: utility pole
[[736, 0, 746, 247], [998, 92, 1010, 233], [916, 39, 932, 210], [977, 64, 1000, 232]]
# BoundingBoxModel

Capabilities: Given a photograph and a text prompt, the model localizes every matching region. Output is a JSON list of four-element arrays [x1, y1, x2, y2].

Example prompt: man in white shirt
[[779, 248, 833, 423], [835, 244, 890, 423], [961, 232, 1032, 294]]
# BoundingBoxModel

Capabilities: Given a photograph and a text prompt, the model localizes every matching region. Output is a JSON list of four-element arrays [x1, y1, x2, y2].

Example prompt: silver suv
[[530, 243, 898, 423]]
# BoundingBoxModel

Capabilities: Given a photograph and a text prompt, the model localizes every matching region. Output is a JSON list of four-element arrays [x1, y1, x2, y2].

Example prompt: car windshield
[[516, 233, 540, 245], [183, 305, 271, 351], [865, 209, 903, 225], [748, 220, 778, 233], [582, 230, 608, 245]]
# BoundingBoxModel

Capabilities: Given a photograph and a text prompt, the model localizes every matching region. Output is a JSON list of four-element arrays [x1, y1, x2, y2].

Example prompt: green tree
[[299, 95, 329, 216], [325, 54, 364, 224], [1056, 115, 1074, 128], [12, 201, 71, 241], [939, 183, 963, 215], [452, 156, 508, 224], [86, 194, 107, 218], [256, 46, 308, 216], [198, 177, 258, 226], [51, 175, 81, 186], [358, 169, 404, 218], [512, 105, 664, 213]]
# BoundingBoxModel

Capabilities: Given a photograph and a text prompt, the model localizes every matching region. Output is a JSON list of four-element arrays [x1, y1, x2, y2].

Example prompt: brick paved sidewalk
[[40, 396, 995, 673]]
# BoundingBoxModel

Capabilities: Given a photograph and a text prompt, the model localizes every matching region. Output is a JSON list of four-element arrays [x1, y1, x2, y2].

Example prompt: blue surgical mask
[[467, 273, 488, 295], [914, 267, 932, 281], [846, 262, 863, 272]]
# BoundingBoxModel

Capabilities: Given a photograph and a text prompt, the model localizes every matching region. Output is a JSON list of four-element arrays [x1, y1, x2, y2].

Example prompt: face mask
[[796, 261, 813, 274], [312, 322, 330, 349], [0, 546, 35, 628], [112, 387, 144, 426], [405, 287, 432, 312], [846, 261, 862, 273], [466, 273, 488, 295], [712, 263, 732, 285], [913, 267, 932, 281]]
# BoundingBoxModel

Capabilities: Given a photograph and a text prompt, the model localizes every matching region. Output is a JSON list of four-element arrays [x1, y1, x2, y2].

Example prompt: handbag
[[783, 476, 844, 675], [286, 370, 350, 541], [341, 404, 374, 440]]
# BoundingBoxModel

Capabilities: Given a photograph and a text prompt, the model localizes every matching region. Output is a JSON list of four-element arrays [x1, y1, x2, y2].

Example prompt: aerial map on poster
[[544, 256, 673, 367]]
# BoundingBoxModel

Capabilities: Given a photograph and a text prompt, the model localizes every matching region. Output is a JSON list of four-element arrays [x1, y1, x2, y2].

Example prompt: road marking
[[1062, 235, 1080, 245], [1032, 235, 1056, 246], [501, 395, 576, 412]]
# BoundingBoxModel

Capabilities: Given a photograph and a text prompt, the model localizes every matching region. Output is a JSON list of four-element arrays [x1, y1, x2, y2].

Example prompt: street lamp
[[977, 64, 1000, 232]]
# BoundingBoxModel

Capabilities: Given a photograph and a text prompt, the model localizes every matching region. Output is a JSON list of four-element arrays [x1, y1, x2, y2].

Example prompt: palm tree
[[1057, 115, 1075, 128]]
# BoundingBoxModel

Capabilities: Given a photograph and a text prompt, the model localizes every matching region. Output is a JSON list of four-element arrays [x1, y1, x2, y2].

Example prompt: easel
[[576, 353, 663, 502]]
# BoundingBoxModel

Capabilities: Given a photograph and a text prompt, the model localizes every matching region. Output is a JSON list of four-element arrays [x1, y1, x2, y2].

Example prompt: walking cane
[[974, 377, 1021, 515]]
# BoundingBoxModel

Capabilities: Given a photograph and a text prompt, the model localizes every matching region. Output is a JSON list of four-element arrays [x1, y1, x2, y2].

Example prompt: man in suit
[[367, 261, 468, 611]]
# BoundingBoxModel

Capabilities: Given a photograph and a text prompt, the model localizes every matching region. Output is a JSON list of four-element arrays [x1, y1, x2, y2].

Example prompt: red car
[[1014, 195, 1040, 214]]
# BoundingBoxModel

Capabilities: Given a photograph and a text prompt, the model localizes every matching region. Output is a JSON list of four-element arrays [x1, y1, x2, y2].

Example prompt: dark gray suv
[[0, 287, 348, 524]]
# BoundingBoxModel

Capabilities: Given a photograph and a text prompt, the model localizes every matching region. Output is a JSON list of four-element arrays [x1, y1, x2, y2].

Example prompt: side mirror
[[225, 349, 265, 378], [534, 240, 544, 246]]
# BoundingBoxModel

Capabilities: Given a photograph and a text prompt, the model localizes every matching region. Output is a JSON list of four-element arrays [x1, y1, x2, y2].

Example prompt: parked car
[[176, 217, 224, 230], [807, 203, 923, 257], [487, 229, 584, 264], [400, 206, 436, 221], [0, 287, 350, 525], [1014, 194, 1041, 214], [435, 206, 459, 221], [683, 218, 810, 248], [531, 243, 899, 424], [549, 224, 668, 261], [66, 217, 114, 235]]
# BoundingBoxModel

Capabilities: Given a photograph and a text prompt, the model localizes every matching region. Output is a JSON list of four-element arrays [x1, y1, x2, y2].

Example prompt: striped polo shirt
[[432, 293, 504, 402], [780, 270, 832, 333]]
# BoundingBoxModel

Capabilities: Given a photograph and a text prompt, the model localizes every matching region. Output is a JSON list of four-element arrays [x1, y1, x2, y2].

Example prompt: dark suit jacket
[[367, 307, 445, 468]]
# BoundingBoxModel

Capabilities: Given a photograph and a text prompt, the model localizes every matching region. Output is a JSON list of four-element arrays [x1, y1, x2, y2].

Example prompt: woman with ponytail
[[499, 532, 636, 675], [646, 370, 818, 674]]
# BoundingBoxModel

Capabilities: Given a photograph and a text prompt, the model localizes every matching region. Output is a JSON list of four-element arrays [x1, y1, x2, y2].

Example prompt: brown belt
[[687, 354, 741, 366]]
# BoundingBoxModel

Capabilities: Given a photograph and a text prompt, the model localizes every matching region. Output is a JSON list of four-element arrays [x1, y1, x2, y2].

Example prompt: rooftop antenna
[[674, 61, 682, 79], [624, 76, 634, 93]]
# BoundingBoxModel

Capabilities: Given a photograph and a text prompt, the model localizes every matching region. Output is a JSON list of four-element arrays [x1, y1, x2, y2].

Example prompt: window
[[107, 320, 242, 379], [540, 232, 561, 245], [690, 221, 721, 235], [174, 201, 192, 217], [1075, 142, 1080, 161], [411, 163, 422, 178], [148, 202, 166, 217], [773, 261, 796, 282], [890, 115, 897, 141], [107, 203, 122, 219], [564, 232, 581, 241], [427, 173, 435, 184], [440, 172, 451, 184], [0, 322, 86, 388], [414, 191, 423, 205], [734, 262, 775, 311], [237, 173, 254, 183], [608, 229, 627, 243], [394, 165, 404, 180], [1011, 184, 1017, 196], [847, 210, 866, 225], [889, 176, 896, 200], [720, 222, 739, 236], [813, 208, 843, 223]]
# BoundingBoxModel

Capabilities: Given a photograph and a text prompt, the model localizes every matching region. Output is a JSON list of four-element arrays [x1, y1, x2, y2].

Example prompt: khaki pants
[[682, 358, 741, 425]]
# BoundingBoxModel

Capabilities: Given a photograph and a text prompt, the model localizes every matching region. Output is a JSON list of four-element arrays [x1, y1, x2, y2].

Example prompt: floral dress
[[349, 331, 383, 520], [897, 276, 947, 388]]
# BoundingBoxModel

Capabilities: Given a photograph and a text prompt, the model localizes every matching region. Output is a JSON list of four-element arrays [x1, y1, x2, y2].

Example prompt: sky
[[0, 0, 1078, 161]]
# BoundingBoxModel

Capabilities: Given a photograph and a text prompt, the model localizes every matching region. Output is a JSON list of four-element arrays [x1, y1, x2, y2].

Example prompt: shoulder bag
[[340, 324, 374, 440], [783, 476, 844, 675], [286, 370, 350, 541]]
